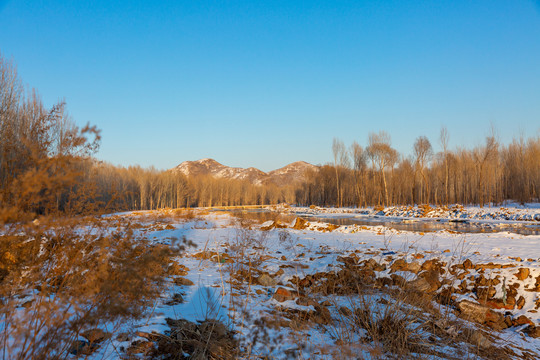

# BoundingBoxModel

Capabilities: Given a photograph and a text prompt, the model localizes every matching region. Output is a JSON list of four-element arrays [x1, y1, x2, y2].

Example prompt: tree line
[[1, 52, 538, 220], [296, 130, 539, 207], [0, 53, 301, 220], [89, 163, 296, 211]]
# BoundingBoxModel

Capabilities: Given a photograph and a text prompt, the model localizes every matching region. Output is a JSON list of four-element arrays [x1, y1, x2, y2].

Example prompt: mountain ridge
[[171, 158, 317, 186]]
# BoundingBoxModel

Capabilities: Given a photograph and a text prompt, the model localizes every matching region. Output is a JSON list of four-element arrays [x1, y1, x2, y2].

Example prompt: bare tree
[[350, 141, 367, 207], [366, 131, 398, 206], [0, 53, 23, 195], [332, 138, 349, 207], [413, 136, 433, 204], [439, 126, 450, 204], [473, 130, 499, 207]]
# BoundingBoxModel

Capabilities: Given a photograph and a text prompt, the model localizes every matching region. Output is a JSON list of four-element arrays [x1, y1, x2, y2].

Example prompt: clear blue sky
[[1, 1, 539, 171]]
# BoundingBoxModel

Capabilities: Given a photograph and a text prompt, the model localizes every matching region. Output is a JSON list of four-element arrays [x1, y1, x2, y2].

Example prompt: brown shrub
[[0, 216, 180, 359]]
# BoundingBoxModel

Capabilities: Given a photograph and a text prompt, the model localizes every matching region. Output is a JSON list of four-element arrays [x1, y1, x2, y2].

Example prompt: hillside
[[171, 158, 317, 186]]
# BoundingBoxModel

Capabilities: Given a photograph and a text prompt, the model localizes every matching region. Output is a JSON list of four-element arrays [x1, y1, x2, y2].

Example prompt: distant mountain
[[171, 158, 317, 186], [267, 161, 318, 186]]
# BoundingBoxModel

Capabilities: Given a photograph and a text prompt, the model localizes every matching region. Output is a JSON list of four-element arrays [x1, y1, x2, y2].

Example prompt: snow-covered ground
[[278, 203, 540, 222], [82, 206, 540, 359]]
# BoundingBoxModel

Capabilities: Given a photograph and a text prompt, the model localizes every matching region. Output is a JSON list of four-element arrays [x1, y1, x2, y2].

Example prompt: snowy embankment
[[277, 203, 540, 222], [79, 207, 540, 359]]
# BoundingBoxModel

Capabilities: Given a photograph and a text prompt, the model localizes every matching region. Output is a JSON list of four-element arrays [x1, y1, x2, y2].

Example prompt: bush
[[0, 216, 179, 359]]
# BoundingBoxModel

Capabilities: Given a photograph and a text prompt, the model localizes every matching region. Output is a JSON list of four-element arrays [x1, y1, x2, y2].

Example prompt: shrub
[[0, 216, 179, 359]]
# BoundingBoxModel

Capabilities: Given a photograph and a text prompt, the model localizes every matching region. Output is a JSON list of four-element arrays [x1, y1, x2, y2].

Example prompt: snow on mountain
[[171, 159, 317, 186]]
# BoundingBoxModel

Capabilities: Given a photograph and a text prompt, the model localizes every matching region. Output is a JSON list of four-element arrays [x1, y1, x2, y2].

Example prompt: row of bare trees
[[297, 130, 539, 207], [88, 163, 296, 211], [2, 51, 538, 217], [0, 53, 299, 219]]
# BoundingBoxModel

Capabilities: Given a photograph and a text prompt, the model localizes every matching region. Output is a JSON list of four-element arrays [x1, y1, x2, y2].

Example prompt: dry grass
[[150, 317, 237, 360], [0, 215, 181, 359]]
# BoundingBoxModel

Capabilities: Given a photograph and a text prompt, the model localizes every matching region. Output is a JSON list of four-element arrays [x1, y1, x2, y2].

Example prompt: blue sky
[[1, 1, 539, 171]]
